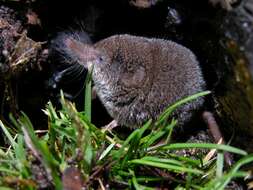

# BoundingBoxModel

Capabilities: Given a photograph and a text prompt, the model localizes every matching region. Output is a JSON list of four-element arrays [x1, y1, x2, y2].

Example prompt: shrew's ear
[[121, 66, 146, 87]]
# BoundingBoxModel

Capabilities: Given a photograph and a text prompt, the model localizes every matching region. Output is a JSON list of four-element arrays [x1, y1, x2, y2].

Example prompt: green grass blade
[[52, 126, 76, 141], [1, 85, 251, 190], [0, 120, 16, 147], [39, 141, 62, 190], [113, 129, 140, 159], [169, 154, 201, 166], [216, 151, 224, 178], [0, 187, 15, 190], [130, 170, 155, 190], [141, 119, 177, 148], [141, 156, 184, 166], [165, 118, 177, 144], [130, 159, 203, 174], [162, 143, 247, 155], [0, 167, 19, 175], [99, 143, 115, 161], [19, 112, 62, 190], [44, 101, 59, 122], [84, 67, 93, 122], [119, 120, 152, 168], [136, 177, 166, 182], [156, 91, 211, 126], [14, 135, 30, 178], [210, 154, 253, 190]]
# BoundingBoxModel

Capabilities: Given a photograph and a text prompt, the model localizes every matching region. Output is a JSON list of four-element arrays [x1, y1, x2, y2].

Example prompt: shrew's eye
[[99, 56, 104, 62], [127, 64, 134, 72]]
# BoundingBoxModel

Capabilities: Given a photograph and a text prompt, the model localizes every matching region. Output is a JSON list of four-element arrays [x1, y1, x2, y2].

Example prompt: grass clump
[[0, 85, 252, 189]]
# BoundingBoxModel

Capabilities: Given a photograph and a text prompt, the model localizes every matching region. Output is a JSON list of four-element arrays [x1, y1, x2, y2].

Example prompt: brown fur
[[54, 34, 206, 127]]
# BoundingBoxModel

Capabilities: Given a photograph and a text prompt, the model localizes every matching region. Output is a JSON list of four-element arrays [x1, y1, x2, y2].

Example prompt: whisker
[[61, 64, 87, 84]]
